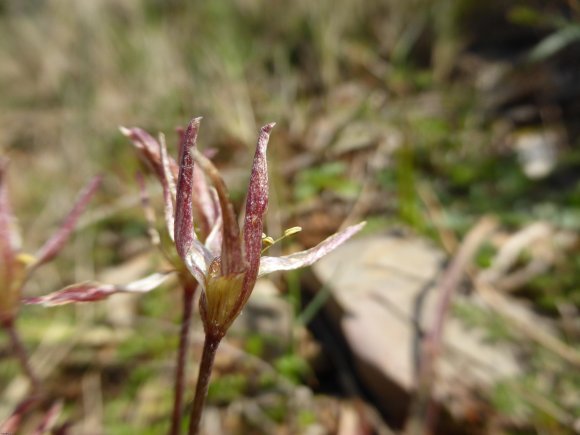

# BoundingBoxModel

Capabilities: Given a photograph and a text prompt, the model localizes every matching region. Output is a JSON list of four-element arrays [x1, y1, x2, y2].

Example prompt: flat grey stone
[[312, 234, 522, 423]]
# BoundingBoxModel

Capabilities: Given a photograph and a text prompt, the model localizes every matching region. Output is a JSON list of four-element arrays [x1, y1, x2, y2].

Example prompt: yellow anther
[[261, 226, 302, 254], [16, 253, 37, 266], [283, 226, 302, 237]]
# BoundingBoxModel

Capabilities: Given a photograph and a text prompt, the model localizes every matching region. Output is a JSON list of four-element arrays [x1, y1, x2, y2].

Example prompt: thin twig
[[419, 189, 580, 429], [4, 320, 39, 390], [406, 217, 497, 435], [417, 182, 458, 254], [423, 194, 580, 367]]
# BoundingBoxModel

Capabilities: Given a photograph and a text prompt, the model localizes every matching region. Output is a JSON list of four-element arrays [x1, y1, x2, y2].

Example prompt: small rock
[[511, 128, 561, 179], [312, 234, 523, 426]]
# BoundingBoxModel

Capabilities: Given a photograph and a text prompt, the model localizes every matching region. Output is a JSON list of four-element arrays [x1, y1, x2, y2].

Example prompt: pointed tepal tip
[[119, 126, 132, 136], [354, 221, 366, 231], [190, 116, 203, 127], [257, 122, 276, 153], [185, 117, 203, 138], [348, 221, 367, 237], [262, 122, 276, 133]]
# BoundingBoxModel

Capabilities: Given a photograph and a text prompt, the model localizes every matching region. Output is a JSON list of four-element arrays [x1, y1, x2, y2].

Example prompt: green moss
[[262, 397, 287, 423], [274, 353, 310, 384], [475, 242, 496, 269], [453, 302, 515, 343], [244, 334, 265, 358], [208, 373, 248, 404], [117, 329, 176, 361], [297, 409, 317, 428], [490, 381, 531, 420]]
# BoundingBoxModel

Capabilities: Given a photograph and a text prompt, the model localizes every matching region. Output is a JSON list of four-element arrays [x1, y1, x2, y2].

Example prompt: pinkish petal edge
[[225, 124, 275, 326], [242, 123, 274, 284], [191, 168, 214, 240], [159, 133, 177, 200], [183, 250, 208, 292], [121, 126, 180, 182], [32, 175, 102, 268], [120, 127, 165, 180], [258, 222, 365, 277], [24, 272, 170, 307], [193, 149, 243, 275], [158, 132, 177, 240], [205, 213, 223, 256], [174, 117, 201, 260]]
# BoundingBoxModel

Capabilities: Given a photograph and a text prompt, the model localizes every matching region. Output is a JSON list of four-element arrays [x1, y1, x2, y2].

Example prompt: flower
[[25, 119, 214, 306], [28, 117, 365, 340], [120, 123, 218, 243], [0, 158, 102, 324], [169, 118, 365, 339]]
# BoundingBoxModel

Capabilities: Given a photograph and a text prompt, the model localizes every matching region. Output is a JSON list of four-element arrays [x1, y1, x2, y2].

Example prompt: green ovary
[[204, 271, 245, 331]]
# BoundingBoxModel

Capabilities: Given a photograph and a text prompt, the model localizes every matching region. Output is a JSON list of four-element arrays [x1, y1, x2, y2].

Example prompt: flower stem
[[4, 319, 39, 390], [169, 281, 196, 435], [187, 334, 221, 435]]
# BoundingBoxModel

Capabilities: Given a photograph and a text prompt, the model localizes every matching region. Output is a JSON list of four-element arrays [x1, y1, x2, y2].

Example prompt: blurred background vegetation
[[1, 0, 579, 433]]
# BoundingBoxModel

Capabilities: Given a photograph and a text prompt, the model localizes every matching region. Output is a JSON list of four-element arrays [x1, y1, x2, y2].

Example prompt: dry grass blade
[[476, 281, 580, 367], [32, 175, 102, 270]]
